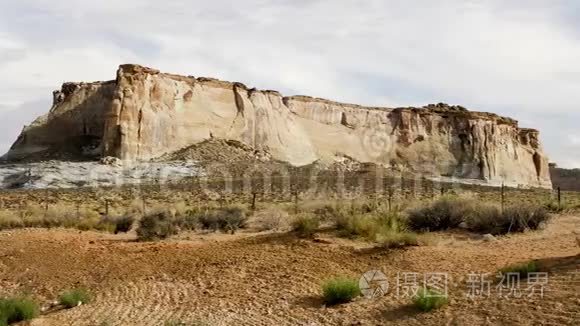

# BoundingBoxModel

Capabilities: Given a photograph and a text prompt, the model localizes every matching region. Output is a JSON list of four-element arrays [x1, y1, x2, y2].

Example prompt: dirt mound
[[157, 139, 271, 165]]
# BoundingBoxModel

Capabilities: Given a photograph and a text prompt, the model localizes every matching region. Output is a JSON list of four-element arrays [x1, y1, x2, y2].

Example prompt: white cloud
[[0, 0, 579, 167], [569, 135, 580, 146]]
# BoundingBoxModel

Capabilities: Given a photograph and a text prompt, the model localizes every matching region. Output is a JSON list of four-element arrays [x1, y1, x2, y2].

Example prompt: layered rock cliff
[[3, 64, 552, 188]]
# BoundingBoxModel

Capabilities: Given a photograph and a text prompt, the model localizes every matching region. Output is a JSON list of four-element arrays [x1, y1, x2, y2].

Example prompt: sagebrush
[[407, 196, 551, 235], [407, 196, 473, 231], [467, 204, 551, 235], [136, 210, 179, 241]]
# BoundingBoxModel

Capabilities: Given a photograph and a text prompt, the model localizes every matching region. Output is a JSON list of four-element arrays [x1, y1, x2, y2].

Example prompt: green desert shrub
[[136, 210, 179, 241], [499, 261, 539, 279], [321, 277, 361, 305], [407, 196, 473, 231], [58, 288, 92, 308], [0, 296, 39, 326], [413, 288, 448, 312], [291, 214, 320, 238]]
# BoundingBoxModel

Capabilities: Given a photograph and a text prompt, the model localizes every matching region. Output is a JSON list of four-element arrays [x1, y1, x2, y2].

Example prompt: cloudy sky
[[0, 0, 579, 167]]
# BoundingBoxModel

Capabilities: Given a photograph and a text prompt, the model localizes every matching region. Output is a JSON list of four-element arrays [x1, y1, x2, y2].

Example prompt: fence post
[[293, 191, 299, 215], [251, 192, 257, 211], [501, 183, 505, 213], [386, 185, 393, 212], [557, 186, 561, 210]]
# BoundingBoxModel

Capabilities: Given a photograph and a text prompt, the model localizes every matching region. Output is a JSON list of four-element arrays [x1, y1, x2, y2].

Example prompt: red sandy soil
[[0, 215, 578, 325]]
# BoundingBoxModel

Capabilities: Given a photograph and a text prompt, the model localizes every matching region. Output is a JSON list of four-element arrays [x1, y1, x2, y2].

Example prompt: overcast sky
[[0, 0, 579, 167]]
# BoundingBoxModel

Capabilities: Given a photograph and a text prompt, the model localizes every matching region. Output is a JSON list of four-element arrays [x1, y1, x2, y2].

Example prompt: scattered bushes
[[503, 205, 551, 232], [313, 203, 349, 223], [99, 215, 134, 234], [0, 211, 23, 231], [196, 207, 248, 234], [462, 204, 503, 234], [499, 261, 539, 279], [136, 205, 249, 240], [198, 211, 220, 232], [174, 214, 199, 231], [407, 196, 473, 231], [407, 196, 551, 235], [413, 288, 448, 312], [291, 214, 320, 238], [0, 296, 39, 326], [543, 200, 565, 213], [335, 213, 378, 239], [376, 230, 418, 248], [136, 211, 179, 241], [216, 207, 248, 234], [112, 215, 135, 234], [321, 277, 361, 305], [333, 211, 419, 248], [467, 204, 551, 235], [0, 204, 130, 233], [252, 208, 289, 231], [58, 288, 92, 308]]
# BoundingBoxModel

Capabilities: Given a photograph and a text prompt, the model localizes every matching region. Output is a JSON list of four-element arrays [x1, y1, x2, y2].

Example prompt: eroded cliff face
[[6, 80, 116, 160], [4, 64, 552, 188]]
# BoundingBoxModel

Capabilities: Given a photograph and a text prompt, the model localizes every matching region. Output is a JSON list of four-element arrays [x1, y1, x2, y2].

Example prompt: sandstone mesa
[[3, 64, 552, 188]]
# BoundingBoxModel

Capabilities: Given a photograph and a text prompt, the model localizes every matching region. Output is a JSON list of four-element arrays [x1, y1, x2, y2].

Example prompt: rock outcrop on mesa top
[[3, 64, 552, 188]]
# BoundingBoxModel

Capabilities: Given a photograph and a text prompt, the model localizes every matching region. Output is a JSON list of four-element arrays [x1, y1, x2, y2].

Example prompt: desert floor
[[0, 215, 578, 326]]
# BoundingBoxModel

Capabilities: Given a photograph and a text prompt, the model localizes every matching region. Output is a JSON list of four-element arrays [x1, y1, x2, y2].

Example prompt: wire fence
[[0, 171, 574, 222]]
